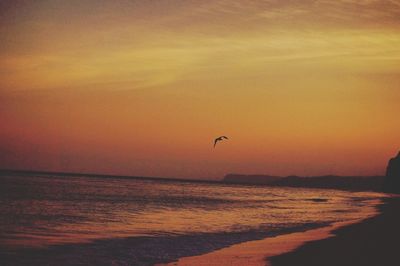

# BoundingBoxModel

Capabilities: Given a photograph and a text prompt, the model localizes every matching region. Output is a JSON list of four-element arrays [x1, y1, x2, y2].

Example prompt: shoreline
[[160, 197, 388, 266], [269, 195, 399, 266], [160, 221, 361, 266]]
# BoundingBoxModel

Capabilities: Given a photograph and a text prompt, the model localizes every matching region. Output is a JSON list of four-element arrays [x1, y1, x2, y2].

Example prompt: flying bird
[[214, 136, 228, 148]]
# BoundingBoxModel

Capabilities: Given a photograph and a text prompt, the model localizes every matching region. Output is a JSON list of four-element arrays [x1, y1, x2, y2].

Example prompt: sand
[[270, 196, 400, 266], [160, 196, 399, 266]]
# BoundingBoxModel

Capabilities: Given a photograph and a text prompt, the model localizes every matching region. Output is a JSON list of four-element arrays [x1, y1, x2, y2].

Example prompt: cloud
[[1, 0, 400, 92]]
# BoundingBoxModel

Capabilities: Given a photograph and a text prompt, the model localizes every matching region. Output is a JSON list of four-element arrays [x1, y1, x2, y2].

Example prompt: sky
[[1, 0, 400, 179]]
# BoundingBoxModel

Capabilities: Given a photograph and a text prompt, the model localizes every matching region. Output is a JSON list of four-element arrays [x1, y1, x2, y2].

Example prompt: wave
[[0, 222, 330, 266]]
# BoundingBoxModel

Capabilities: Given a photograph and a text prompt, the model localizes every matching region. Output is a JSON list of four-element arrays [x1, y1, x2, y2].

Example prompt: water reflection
[[0, 174, 384, 248]]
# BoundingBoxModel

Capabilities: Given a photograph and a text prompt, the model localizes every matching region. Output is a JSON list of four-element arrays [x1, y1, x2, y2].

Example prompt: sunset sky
[[1, 0, 399, 179]]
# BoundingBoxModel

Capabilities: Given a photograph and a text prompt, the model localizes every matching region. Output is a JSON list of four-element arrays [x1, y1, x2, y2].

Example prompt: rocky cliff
[[385, 151, 400, 193]]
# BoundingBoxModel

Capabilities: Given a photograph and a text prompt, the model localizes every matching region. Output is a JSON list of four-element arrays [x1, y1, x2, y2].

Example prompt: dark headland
[[385, 151, 400, 193]]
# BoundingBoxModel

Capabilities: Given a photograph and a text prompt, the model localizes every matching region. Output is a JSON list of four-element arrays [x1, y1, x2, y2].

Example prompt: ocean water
[[0, 174, 383, 265]]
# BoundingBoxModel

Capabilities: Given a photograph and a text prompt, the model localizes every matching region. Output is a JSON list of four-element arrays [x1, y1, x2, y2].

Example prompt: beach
[[163, 196, 398, 266], [269, 196, 400, 266]]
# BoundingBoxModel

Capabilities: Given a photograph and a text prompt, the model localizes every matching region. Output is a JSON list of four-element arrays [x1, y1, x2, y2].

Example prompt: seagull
[[214, 136, 228, 148]]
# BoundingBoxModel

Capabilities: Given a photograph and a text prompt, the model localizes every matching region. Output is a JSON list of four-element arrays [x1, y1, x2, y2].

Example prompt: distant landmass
[[223, 174, 385, 192], [2, 151, 399, 193], [224, 151, 400, 193]]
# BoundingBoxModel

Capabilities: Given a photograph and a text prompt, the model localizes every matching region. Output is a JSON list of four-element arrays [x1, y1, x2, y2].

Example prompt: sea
[[0, 173, 384, 266]]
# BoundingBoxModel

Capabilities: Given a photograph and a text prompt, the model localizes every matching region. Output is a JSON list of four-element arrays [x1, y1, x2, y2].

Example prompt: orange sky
[[1, 0, 399, 179]]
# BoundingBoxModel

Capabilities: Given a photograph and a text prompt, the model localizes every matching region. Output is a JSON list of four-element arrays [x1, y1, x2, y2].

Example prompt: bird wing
[[214, 139, 218, 147], [222, 136, 228, 139]]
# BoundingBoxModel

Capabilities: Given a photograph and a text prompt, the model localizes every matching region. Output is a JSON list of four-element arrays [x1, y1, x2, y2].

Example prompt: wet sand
[[161, 221, 365, 266], [162, 197, 398, 266], [270, 196, 400, 266]]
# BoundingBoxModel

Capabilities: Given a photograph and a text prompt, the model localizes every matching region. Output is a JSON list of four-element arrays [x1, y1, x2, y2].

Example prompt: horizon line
[[0, 168, 385, 182]]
